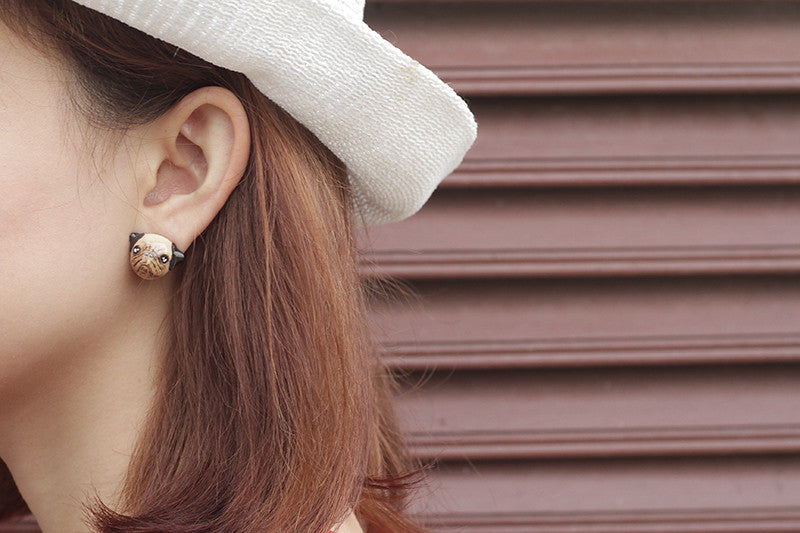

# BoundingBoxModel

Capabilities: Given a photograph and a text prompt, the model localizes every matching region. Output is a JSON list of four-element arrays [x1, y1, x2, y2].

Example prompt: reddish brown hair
[[0, 1, 427, 531]]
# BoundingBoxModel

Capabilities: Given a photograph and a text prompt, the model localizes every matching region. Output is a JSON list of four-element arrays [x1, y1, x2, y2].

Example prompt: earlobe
[[134, 86, 251, 252]]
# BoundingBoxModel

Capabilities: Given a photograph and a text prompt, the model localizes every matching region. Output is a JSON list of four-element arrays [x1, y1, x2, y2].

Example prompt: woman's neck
[[0, 283, 366, 533], [0, 292, 167, 533]]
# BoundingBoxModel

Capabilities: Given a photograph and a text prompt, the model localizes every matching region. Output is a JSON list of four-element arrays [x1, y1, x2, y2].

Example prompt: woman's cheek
[[0, 136, 117, 366]]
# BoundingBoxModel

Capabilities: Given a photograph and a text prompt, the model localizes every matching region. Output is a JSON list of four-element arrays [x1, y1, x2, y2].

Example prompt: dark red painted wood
[[359, 185, 800, 279], [366, 1, 800, 95], [438, 96, 800, 189], [414, 457, 800, 532], [396, 365, 800, 459], [369, 276, 800, 369]]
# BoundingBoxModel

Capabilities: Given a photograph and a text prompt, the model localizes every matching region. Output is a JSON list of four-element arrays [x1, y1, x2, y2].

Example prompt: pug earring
[[129, 233, 185, 280]]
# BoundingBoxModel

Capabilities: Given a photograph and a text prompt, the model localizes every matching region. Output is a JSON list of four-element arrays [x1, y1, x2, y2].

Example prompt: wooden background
[[5, 1, 800, 532], [361, 1, 800, 532]]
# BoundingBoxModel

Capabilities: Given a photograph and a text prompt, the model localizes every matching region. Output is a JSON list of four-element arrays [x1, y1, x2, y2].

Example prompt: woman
[[0, 0, 477, 532]]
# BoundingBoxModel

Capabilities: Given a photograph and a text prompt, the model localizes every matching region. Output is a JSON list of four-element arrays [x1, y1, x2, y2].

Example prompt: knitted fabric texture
[[71, 0, 478, 225]]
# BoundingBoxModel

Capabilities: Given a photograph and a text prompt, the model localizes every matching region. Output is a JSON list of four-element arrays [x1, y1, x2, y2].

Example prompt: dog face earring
[[129, 233, 185, 280]]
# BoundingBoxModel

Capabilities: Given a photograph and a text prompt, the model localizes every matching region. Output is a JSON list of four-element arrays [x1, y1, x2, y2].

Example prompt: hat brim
[[71, 0, 478, 225]]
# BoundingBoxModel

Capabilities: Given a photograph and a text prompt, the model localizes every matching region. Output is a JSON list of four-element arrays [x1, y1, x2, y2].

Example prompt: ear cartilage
[[129, 233, 185, 280]]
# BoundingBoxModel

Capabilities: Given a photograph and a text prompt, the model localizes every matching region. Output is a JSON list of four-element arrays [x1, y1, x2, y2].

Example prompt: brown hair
[[0, 1, 427, 531]]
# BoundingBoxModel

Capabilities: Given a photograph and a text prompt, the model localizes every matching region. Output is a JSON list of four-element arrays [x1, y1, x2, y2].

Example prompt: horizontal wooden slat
[[409, 425, 800, 460], [382, 333, 800, 369], [373, 0, 800, 4], [396, 365, 800, 459], [412, 457, 800, 532], [421, 508, 800, 533], [359, 185, 800, 279], [439, 95, 800, 188], [364, 245, 800, 279], [365, 1, 800, 95], [433, 64, 800, 96], [450, 155, 800, 189], [369, 276, 800, 368]]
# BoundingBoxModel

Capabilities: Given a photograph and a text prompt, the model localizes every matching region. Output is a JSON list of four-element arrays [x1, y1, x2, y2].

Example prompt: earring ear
[[129, 232, 145, 250], [170, 244, 186, 271]]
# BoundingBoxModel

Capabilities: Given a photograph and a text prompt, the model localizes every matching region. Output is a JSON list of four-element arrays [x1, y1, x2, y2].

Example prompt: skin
[[0, 21, 362, 533]]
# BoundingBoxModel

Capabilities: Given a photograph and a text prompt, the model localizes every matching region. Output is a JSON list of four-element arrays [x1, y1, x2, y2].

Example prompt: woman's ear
[[131, 86, 251, 252]]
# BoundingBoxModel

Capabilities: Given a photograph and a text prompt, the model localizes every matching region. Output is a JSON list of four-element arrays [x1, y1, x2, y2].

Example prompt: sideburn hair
[[0, 1, 428, 531]]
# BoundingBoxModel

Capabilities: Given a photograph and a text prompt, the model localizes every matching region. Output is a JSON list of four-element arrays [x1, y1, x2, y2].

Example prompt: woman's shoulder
[[332, 510, 364, 533]]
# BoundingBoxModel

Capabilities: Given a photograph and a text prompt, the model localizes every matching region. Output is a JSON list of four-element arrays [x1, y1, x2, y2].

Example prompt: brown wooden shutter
[[360, 1, 800, 532]]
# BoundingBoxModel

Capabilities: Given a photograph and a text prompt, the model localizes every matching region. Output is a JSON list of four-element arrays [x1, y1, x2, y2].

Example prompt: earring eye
[[133, 245, 141, 254], [160, 255, 169, 264]]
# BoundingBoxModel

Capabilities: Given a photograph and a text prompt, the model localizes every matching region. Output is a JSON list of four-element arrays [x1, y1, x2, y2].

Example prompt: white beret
[[70, 0, 478, 225]]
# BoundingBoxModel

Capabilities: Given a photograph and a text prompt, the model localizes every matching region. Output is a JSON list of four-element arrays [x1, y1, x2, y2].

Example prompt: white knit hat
[[69, 0, 478, 226]]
